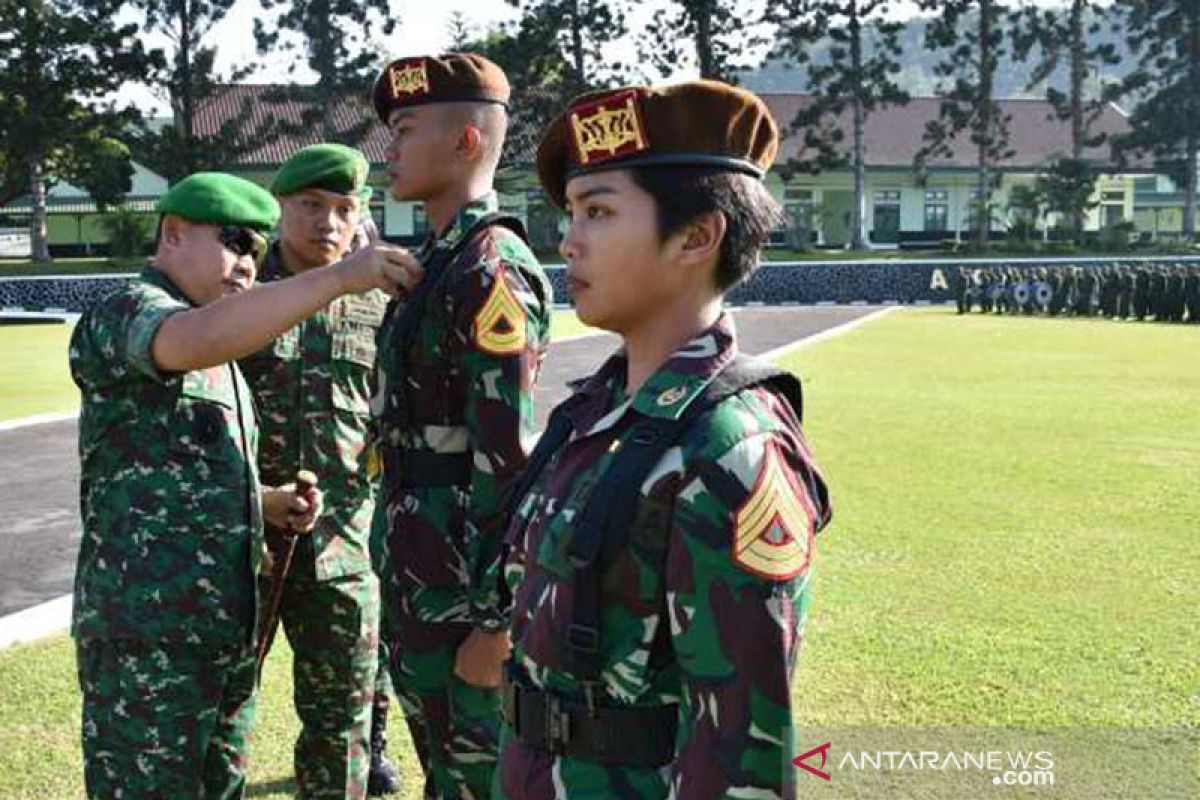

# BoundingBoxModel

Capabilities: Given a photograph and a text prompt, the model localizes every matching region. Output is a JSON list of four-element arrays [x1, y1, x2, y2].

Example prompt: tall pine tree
[[130, 0, 263, 181], [253, 0, 396, 144], [916, 0, 1015, 248], [768, 0, 909, 249], [0, 0, 150, 261], [507, 0, 629, 99], [1115, 0, 1200, 241], [1012, 0, 1121, 242], [639, 0, 757, 82]]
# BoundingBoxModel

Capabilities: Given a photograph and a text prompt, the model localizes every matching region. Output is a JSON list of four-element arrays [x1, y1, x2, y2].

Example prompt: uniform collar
[[433, 192, 499, 251], [257, 242, 288, 283], [140, 266, 196, 307], [566, 312, 738, 436]]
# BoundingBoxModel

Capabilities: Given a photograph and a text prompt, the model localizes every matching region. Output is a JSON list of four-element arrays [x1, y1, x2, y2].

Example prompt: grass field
[[1, 308, 1196, 798], [0, 311, 595, 423], [0, 323, 76, 421]]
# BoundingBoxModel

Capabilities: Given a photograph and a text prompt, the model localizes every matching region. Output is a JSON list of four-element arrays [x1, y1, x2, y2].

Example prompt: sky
[[117, 0, 1090, 116]]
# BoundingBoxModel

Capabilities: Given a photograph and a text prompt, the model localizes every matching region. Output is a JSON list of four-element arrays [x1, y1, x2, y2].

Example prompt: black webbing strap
[[380, 212, 529, 431], [563, 354, 805, 684]]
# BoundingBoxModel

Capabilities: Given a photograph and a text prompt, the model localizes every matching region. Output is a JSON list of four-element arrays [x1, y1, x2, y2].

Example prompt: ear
[[159, 215, 187, 249], [458, 123, 483, 161], [673, 210, 726, 269]]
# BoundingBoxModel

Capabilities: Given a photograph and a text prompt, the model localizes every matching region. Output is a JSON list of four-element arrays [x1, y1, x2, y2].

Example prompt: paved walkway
[[0, 305, 887, 622]]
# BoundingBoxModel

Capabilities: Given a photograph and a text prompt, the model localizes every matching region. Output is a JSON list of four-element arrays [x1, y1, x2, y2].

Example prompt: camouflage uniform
[[70, 267, 263, 799], [239, 244, 389, 799], [373, 193, 552, 799], [495, 314, 833, 800]]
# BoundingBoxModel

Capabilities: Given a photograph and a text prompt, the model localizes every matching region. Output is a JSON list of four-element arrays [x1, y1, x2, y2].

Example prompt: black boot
[[368, 697, 402, 797]]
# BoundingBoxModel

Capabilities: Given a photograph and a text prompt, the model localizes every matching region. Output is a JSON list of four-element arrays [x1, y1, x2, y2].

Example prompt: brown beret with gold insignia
[[373, 53, 510, 122], [536, 80, 780, 207]]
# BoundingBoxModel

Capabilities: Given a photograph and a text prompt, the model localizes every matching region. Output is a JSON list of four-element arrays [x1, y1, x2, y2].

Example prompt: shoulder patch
[[473, 264, 527, 356], [732, 440, 815, 581]]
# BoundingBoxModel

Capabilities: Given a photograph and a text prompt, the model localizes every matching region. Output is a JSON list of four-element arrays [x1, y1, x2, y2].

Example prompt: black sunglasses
[[218, 226, 269, 265]]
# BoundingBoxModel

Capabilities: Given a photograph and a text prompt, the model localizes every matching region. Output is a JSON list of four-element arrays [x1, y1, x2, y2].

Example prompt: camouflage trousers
[[76, 637, 257, 800], [261, 555, 380, 800], [387, 617, 500, 800]]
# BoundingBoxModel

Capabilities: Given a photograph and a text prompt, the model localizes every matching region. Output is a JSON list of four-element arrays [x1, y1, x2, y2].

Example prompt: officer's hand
[[453, 628, 511, 688], [335, 242, 423, 297], [262, 483, 323, 533]]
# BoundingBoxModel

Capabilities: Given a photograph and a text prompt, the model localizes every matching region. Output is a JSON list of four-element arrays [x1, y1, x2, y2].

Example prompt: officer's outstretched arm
[[665, 428, 829, 800], [152, 244, 421, 372]]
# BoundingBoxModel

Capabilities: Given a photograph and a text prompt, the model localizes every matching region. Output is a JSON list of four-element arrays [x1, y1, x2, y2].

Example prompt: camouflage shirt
[[239, 245, 388, 581], [372, 193, 552, 628], [70, 268, 263, 645], [497, 314, 832, 800]]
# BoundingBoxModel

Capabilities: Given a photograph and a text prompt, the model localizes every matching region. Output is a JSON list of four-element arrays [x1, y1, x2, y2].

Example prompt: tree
[[1115, 0, 1200, 241], [1012, 0, 1121, 243], [446, 11, 477, 49], [252, 0, 396, 144], [769, 0, 909, 250], [507, 0, 630, 99], [639, 0, 758, 82], [916, 0, 1016, 248], [0, 0, 149, 261], [98, 204, 152, 263], [129, 0, 264, 181]]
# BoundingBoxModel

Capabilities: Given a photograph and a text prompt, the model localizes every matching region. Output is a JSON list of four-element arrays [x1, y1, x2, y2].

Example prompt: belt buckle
[[544, 695, 571, 755]]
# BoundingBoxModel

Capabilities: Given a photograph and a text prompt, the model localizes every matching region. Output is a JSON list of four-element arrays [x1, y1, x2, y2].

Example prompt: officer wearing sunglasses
[[68, 171, 423, 800]]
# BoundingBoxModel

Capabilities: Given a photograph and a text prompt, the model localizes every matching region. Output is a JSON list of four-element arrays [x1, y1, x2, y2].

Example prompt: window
[[784, 186, 814, 201], [924, 189, 949, 231], [1133, 177, 1158, 194], [875, 190, 901, 204], [1102, 190, 1125, 202]]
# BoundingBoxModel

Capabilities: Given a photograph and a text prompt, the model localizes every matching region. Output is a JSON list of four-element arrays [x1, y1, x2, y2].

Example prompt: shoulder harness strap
[[564, 354, 804, 686], [380, 212, 528, 431]]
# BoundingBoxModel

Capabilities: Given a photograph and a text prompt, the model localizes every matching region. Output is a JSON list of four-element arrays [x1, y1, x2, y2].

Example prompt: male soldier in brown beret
[[369, 53, 553, 799], [494, 80, 831, 800]]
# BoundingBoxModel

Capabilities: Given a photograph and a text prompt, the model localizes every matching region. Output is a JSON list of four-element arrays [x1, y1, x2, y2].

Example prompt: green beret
[[271, 144, 372, 203], [157, 172, 279, 232]]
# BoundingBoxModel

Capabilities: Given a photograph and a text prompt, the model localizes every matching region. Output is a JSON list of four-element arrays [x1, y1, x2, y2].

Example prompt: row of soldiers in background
[[952, 264, 1200, 322]]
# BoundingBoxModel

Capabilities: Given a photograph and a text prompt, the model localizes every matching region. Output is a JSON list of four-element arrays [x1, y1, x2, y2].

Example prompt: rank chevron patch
[[473, 265, 527, 356], [732, 440, 815, 580]]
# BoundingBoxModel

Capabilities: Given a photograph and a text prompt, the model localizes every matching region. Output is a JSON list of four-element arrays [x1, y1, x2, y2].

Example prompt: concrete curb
[[0, 595, 72, 650], [0, 410, 79, 432], [757, 305, 899, 362]]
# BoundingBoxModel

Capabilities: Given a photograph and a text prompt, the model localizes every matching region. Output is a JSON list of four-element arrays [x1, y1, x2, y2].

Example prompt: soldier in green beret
[[495, 79, 831, 800], [70, 171, 422, 800], [369, 53, 553, 799], [239, 145, 402, 798]]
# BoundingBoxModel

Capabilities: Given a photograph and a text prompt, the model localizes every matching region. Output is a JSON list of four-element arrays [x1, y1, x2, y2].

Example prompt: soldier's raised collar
[[629, 313, 737, 421], [434, 192, 499, 251], [140, 266, 196, 308]]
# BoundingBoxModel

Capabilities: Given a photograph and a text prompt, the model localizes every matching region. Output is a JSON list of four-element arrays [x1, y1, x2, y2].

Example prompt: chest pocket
[[170, 367, 242, 463], [331, 322, 376, 417]]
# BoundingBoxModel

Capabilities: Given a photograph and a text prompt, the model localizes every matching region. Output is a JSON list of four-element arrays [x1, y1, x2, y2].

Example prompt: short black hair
[[629, 166, 784, 291]]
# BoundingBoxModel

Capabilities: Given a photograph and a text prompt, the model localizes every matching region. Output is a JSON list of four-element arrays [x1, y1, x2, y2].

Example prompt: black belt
[[383, 449, 471, 488], [502, 682, 677, 767]]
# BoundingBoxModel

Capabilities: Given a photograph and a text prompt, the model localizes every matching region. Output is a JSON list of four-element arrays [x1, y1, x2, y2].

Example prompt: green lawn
[[1, 309, 1196, 797], [0, 323, 76, 421], [781, 310, 1199, 728]]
